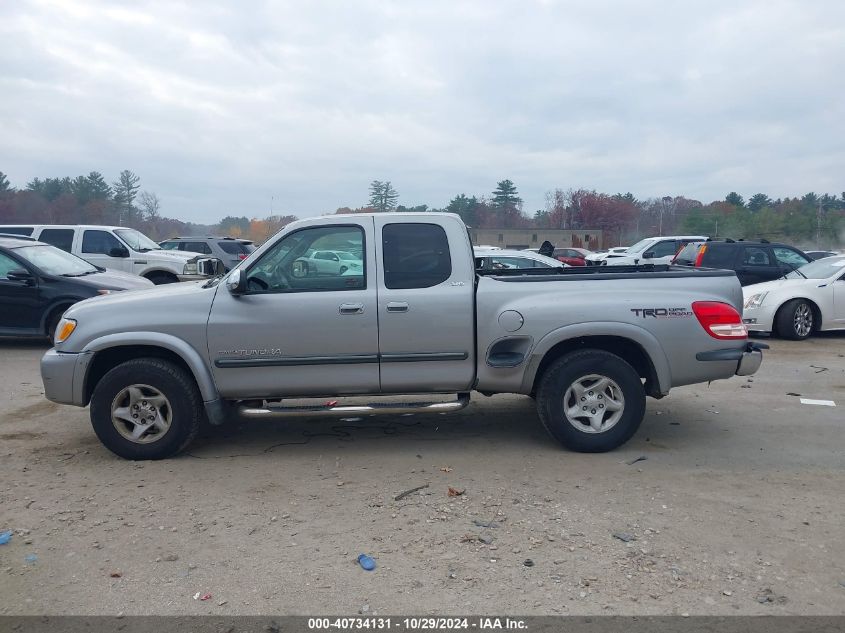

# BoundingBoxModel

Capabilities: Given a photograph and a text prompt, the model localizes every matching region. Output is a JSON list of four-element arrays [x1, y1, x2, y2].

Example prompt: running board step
[[238, 393, 471, 419]]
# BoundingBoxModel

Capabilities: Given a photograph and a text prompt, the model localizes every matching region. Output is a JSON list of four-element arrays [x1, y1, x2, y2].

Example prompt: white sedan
[[474, 248, 568, 270], [742, 255, 845, 339]]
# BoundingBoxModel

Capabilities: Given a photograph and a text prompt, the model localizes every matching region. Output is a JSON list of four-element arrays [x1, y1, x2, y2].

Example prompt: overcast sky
[[1, 1, 843, 223]]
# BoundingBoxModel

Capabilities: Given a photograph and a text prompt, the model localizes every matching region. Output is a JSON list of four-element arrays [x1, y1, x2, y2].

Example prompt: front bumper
[[742, 304, 777, 333], [695, 341, 768, 377], [41, 349, 91, 407]]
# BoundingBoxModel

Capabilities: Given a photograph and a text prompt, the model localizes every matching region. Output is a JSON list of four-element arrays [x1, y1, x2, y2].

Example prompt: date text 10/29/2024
[[308, 618, 528, 631]]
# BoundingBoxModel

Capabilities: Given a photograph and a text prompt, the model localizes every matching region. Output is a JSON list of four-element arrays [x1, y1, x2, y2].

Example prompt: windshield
[[626, 238, 655, 254], [784, 256, 845, 280], [337, 251, 358, 260], [16, 244, 98, 276], [115, 229, 161, 252]]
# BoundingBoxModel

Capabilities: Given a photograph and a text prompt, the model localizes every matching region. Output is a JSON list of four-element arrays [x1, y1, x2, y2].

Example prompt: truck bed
[[477, 263, 738, 281]]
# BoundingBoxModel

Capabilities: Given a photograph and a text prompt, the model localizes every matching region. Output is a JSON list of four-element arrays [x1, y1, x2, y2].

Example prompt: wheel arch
[[40, 299, 79, 335], [526, 324, 670, 398], [142, 268, 179, 283], [81, 333, 218, 405]]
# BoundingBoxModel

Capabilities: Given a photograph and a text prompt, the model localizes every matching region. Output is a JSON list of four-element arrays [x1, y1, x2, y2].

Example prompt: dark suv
[[672, 239, 811, 286]]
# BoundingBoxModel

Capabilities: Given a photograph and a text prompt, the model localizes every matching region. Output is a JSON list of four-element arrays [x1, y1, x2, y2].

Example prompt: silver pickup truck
[[41, 213, 765, 460]]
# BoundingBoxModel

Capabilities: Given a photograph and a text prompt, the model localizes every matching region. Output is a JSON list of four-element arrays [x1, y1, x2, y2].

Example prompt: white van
[[0, 225, 215, 284]]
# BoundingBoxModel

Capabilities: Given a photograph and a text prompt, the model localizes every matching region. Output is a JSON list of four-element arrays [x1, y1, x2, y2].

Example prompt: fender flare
[[82, 332, 218, 402], [522, 321, 672, 395]]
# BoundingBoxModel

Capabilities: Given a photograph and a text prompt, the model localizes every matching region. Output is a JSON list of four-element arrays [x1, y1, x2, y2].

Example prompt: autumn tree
[[368, 180, 399, 212], [219, 216, 251, 237]]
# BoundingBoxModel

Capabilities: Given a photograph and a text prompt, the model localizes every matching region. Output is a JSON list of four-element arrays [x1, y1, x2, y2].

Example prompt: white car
[[302, 250, 363, 275], [604, 235, 708, 266], [585, 246, 629, 264], [742, 255, 845, 339], [474, 248, 567, 270]]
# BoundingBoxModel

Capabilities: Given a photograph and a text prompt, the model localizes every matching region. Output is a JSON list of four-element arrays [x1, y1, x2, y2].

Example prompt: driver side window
[[245, 225, 365, 293]]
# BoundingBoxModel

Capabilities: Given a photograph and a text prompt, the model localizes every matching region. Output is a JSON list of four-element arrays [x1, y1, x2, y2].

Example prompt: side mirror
[[291, 260, 310, 278], [642, 251, 655, 259], [226, 269, 246, 295], [7, 269, 35, 285], [108, 246, 129, 258]]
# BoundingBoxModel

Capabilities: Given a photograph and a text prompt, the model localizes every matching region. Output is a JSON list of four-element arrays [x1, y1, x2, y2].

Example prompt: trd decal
[[630, 307, 693, 318]]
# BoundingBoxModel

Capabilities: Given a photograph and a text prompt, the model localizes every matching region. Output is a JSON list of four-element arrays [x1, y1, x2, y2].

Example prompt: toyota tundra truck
[[40, 213, 765, 460]]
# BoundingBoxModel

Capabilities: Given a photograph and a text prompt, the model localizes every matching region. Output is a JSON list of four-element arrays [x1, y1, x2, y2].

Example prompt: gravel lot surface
[[1, 335, 843, 615]]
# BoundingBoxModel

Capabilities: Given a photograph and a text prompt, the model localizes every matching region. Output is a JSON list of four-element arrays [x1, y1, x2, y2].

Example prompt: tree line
[[1, 170, 842, 248]]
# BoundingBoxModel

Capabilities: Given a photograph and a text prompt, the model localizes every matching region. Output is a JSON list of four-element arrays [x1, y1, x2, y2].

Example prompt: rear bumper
[[41, 349, 91, 406], [695, 341, 768, 377]]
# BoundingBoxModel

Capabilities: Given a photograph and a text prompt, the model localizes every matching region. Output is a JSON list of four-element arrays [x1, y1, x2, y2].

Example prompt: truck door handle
[[386, 301, 409, 313], [339, 303, 364, 315]]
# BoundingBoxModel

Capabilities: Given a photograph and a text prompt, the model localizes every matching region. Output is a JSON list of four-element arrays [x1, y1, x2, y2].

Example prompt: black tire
[[536, 349, 646, 452], [339, 265, 348, 275], [146, 272, 179, 285], [775, 299, 814, 340], [89, 358, 203, 460]]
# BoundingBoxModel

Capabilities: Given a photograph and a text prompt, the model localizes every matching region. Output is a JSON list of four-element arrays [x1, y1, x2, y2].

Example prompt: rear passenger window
[[159, 241, 179, 250], [38, 228, 74, 252], [218, 241, 254, 255], [743, 247, 771, 266], [700, 244, 735, 268], [382, 223, 452, 289], [181, 241, 212, 254]]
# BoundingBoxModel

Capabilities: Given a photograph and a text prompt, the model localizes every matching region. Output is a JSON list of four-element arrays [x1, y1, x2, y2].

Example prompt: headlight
[[183, 261, 198, 275], [743, 292, 768, 309], [97, 289, 112, 295], [55, 318, 77, 344]]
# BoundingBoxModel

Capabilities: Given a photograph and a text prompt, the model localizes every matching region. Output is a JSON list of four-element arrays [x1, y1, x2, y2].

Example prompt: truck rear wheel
[[536, 350, 645, 452], [89, 358, 203, 460]]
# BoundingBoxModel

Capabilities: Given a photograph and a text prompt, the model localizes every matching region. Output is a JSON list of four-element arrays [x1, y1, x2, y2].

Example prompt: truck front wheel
[[89, 358, 203, 460], [536, 350, 645, 452]]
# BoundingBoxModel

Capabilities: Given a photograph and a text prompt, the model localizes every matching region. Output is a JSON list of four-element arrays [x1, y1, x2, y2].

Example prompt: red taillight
[[694, 244, 707, 267], [238, 254, 247, 260], [692, 301, 747, 339]]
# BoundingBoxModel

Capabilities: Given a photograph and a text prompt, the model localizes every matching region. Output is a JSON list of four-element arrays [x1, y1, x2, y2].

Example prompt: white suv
[[603, 235, 708, 266], [0, 224, 216, 284]]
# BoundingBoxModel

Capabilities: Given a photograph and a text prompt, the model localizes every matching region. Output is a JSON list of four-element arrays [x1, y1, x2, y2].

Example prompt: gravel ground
[[0, 335, 844, 615]]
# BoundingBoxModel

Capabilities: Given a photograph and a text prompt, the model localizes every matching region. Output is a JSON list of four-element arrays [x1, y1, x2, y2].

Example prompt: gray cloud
[[1, 0, 843, 222]]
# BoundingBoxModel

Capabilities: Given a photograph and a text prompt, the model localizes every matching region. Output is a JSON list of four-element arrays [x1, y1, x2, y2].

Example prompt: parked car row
[[0, 224, 220, 284], [516, 236, 843, 340], [0, 235, 154, 339]]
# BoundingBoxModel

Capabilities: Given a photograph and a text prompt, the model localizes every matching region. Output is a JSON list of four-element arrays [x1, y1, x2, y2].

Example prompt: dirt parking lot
[[0, 335, 843, 616]]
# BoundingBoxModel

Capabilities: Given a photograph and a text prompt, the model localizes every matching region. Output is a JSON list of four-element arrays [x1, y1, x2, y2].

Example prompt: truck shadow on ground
[[183, 398, 716, 461]]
